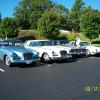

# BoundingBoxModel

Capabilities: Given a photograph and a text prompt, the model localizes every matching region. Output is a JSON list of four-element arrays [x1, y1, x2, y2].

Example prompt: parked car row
[[0, 38, 100, 67]]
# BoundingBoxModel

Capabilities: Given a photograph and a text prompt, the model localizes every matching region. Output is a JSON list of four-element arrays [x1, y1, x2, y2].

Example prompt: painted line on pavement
[[47, 64, 51, 67], [96, 57, 100, 59], [0, 68, 5, 72], [89, 57, 96, 59], [77, 60, 81, 62]]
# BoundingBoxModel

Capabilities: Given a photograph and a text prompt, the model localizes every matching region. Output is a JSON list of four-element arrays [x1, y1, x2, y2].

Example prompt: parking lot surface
[[0, 57, 100, 100]]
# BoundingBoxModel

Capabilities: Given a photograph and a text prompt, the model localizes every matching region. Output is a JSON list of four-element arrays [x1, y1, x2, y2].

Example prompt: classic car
[[69, 41, 100, 55], [24, 40, 72, 62], [0, 39, 39, 67], [52, 40, 89, 57]]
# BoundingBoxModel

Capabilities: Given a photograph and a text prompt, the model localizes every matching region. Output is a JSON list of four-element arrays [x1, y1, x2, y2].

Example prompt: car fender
[[38, 49, 53, 58]]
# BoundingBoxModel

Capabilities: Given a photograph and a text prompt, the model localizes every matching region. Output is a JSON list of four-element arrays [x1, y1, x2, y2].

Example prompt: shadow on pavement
[[11, 62, 45, 68], [94, 52, 100, 57]]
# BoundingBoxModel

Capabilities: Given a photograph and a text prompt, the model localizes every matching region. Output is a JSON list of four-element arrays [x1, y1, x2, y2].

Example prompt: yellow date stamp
[[84, 85, 100, 92]]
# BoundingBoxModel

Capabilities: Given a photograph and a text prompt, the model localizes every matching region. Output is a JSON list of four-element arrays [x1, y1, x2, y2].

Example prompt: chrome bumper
[[52, 54, 72, 60], [11, 58, 39, 64]]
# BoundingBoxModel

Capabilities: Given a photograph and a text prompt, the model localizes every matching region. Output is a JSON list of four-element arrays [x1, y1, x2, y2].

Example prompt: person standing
[[75, 36, 81, 47]]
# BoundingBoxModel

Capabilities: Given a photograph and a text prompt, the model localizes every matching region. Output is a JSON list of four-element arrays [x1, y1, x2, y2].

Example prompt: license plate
[[26, 61, 32, 64], [66, 55, 72, 58], [62, 54, 71, 59], [62, 56, 66, 59]]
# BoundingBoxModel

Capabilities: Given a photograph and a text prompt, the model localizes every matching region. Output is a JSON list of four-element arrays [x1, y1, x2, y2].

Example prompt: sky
[[0, 0, 100, 18]]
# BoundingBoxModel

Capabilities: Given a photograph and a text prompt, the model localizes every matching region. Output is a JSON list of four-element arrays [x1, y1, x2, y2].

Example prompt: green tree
[[14, 0, 31, 29], [80, 7, 100, 43], [0, 13, 1, 23], [68, 0, 85, 32], [52, 4, 69, 29], [14, 0, 53, 29], [29, 0, 53, 29], [37, 10, 65, 39], [0, 17, 19, 38], [53, 4, 69, 15]]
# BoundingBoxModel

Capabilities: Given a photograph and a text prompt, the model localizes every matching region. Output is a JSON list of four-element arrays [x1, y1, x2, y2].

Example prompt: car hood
[[2, 46, 32, 56], [82, 45, 99, 49], [64, 45, 82, 49], [61, 44, 82, 49], [32, 46, 71, 52], [53, 46, 71, 51]]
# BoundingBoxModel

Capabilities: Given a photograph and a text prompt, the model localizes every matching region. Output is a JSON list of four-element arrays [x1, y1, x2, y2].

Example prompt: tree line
[[0, 0, 100, 41]]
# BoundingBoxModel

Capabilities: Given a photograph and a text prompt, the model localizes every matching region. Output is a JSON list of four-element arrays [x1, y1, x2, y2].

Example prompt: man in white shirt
[[75, 36, 81, 47]]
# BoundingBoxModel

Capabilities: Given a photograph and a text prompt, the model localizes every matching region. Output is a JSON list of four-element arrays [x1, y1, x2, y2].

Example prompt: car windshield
[[29, 42, 39, 46], [80, 42, 88, 46], [0, 39, 22, 46], [68, 41, 76, 46], [52, 40, 68, 45], [38, 41, 52, 46], [29, 41, 53, 46]]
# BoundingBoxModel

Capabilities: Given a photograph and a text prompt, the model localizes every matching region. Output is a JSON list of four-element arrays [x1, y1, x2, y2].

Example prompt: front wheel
[[86, 49, 91, 56], [42, 53, 50, 63], [5, 56, 12, 67]]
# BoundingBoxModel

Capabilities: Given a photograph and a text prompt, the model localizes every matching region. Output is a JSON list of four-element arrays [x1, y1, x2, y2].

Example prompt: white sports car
[[52, 40, 89, 57], [24, 40, 72, 62], [69, 41, 100, 55]]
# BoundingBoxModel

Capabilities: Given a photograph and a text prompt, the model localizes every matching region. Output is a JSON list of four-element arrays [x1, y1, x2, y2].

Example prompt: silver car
[[0, 38, 39, 67]]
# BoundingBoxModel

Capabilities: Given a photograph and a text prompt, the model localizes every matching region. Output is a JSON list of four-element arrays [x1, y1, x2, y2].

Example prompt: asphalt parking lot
[[0, 57, 100, 100]]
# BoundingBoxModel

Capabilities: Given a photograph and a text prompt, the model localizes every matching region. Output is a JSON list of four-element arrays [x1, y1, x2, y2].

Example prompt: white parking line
[[0, 68, 5, 72], [47, 64, 51, 67], [77, 60, 81, 62], [89, 57, 100, 59], [89, 57, 96, 59], [96, 58, 100, 59]]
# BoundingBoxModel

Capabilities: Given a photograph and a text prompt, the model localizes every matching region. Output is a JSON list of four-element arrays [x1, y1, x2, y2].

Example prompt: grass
[[18, 30, 48, 40], [91, 44, 100, 47], [18, 30, 38, 38], [91, 37, 100, 47]]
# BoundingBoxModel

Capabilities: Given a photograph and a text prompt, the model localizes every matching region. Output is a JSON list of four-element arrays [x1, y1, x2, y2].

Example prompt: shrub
[[66, 33, 77, 41], [0, 17, 19, 38], [37, 10, 65, 39]]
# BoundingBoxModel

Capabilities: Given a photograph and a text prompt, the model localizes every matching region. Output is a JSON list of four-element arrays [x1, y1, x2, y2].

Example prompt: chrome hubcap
[[6, 56, 10, 66], [43, 54, 49, 61]]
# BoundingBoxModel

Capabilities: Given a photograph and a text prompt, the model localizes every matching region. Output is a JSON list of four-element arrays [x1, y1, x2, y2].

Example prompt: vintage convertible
[[69, 41, 100, 56], [52, 40, 89, 57], [24, 40, 72, 62], [0, 39, 39, 67]]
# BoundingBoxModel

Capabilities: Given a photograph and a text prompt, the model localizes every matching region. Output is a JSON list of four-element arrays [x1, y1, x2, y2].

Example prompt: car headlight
[[34, 52, 39, 57], [12, 53, 20, 59], [52, 51, 58, 56], [29, 49, 39, 56], [37, 52, 39, 56], [32, 51, 39, 57]]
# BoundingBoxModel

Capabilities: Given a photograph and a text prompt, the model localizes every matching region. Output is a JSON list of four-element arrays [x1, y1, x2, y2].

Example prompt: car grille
[[23, 53, 33, 60], [60, 50, 67, 56], [70, 49, 86, 54]]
